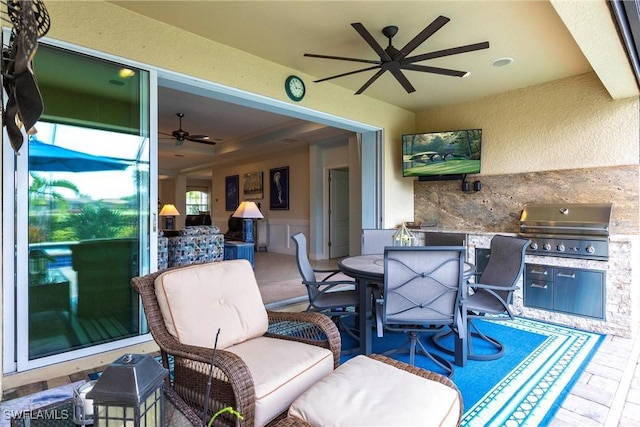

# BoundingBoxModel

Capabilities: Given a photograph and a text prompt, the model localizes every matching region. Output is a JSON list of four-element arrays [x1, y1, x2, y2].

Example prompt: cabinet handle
[[530, 268, 548, 275], [557, 271, 576, 279], [530, 281, 547, 289]]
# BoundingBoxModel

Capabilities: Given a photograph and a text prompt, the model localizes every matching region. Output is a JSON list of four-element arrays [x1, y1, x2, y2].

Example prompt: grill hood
[[519, 203, 612, 236]]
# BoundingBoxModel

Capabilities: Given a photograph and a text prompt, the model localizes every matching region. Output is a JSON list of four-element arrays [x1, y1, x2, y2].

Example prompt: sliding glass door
[[4, 43, 155, 372]]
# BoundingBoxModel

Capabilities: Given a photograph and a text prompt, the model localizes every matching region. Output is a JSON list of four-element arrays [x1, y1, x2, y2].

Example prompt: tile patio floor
[[2, 251, 639, 426]]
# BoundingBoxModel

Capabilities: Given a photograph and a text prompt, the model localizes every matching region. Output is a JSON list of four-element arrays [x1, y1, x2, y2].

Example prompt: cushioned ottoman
[[276, 354, 462, 427]]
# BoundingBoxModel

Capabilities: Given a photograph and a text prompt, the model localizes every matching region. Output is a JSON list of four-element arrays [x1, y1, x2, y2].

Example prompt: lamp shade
[[232, 201, 264, 219], [159, 204, 180, 216]]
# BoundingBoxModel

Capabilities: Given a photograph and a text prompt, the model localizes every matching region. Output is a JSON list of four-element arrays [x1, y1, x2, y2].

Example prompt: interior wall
[[211, 146, 310, 254]]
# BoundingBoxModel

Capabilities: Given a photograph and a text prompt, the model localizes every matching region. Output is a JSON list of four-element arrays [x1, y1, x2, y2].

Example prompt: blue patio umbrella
[[28, 139, 133, 172]]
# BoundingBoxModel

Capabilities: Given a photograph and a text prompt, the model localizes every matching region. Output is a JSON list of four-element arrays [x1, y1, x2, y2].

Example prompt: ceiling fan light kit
[[304, 15, 489, 95]]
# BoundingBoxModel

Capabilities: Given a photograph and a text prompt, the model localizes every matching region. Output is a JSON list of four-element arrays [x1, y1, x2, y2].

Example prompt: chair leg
[[383, 332, 454, 378], [467, 320, 504, 361], [432, 320, 505, 363]]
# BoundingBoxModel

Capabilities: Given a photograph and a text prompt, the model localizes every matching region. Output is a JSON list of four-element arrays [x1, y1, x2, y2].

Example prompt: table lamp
[[232, 201, 263, 243], [159, 204, 180, 230]]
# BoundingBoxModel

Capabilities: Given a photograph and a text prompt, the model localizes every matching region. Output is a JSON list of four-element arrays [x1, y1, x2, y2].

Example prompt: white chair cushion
[[154, 260, 268, 349], [288, 355, 461, 427], [226, 336, 334, 427]]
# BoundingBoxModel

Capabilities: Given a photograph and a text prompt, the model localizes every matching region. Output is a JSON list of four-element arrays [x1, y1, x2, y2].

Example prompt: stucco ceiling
[[108, 0, 637, 177]]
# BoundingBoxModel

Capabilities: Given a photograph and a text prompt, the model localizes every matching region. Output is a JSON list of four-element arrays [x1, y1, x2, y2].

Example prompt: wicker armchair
[[132, 261, 341, 427]]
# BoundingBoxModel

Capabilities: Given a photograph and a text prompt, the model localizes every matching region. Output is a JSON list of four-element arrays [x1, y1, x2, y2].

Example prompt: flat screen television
[[402, 129, 482, 181]]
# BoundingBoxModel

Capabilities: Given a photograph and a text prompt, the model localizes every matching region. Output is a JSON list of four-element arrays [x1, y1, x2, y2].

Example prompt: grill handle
[[520, 224, 609, 234]]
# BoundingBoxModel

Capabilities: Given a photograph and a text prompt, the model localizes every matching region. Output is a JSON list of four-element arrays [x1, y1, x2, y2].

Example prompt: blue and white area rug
[[459, 318, 603, 426], [342, 316, 603, 427]]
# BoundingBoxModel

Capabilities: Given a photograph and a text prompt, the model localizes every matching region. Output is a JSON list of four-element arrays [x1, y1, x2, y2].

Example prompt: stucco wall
[[415, 72, 639, 175]]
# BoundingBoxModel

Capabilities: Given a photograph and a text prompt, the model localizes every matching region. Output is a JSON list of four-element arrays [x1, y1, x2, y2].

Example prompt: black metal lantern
[[86, 354, 168, 426]]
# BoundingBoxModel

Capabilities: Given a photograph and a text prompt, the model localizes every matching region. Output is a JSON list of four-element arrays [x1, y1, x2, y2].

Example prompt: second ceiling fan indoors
[[160, 112, 215, 146], [304, 15, 490, 95]]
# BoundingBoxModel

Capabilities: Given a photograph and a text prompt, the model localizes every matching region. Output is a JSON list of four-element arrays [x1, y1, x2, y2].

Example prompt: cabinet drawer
[[526, 264, 552, 279], [524, 279, 553, 310]]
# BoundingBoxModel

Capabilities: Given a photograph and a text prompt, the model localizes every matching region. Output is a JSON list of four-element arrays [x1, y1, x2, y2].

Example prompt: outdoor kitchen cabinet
[[524, 263, 605, 320]]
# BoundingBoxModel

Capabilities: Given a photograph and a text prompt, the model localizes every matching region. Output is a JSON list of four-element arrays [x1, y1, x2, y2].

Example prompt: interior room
[[1, 1, 640, 426]]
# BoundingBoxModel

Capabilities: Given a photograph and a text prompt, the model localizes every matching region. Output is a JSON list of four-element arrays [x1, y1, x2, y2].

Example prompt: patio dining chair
[[433, 234, 530, 362], [376, 246, 467, 377], [291, 232, 360, 345]]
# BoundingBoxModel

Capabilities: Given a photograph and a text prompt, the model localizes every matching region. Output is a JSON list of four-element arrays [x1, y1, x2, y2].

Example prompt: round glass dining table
[[338, 254, 475, 356]]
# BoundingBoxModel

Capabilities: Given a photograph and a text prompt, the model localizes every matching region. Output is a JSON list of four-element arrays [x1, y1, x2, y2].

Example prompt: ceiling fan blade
[[314, 65, 381, 83], [304, 53, 380, 65], [355, 69, 386, 94], [390, 69, 416, 93], [396, 15, 450, 60], [401, 63, 468, 77], [404, 41, 490, 64], [187, 138, 216, 145], [351, 22, 392, 62]]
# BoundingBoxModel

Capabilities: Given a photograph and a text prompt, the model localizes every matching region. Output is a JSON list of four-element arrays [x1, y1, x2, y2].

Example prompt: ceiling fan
[[304, 16, 490, 95], [160, 112, 215, 146]]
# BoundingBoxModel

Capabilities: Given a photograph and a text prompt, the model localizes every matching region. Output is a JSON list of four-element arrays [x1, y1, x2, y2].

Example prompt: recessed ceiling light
[[119, 68, 136, 78], [492, 57, 514, 67]]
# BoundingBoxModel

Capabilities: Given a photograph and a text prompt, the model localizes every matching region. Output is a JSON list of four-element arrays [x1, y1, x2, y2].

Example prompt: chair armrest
[[266, 310, 341, 368], [157, 340, 256, 427], [470, 282, 519, 292]]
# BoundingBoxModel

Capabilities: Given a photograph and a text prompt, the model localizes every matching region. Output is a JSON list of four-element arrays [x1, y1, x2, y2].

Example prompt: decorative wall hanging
[[243, 171, 263, 200], [270, 166, 289, 210], [225, 175, 239, 211]]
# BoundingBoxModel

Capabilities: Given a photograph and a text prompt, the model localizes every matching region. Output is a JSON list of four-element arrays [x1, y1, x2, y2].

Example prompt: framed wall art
[[225, 175, 239, 211], [243, 171, 263, 200], [269, 166, 289, 210]]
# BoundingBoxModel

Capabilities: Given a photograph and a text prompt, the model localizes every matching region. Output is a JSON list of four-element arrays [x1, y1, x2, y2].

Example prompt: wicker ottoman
[[275, 354, 462, 427]]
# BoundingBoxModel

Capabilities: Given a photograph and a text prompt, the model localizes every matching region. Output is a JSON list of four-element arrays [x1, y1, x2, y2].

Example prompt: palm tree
[[28, 173, 80, 242]]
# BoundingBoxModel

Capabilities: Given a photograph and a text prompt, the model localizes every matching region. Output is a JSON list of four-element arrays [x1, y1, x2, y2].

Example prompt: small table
[[339, 254, 474, 356], [224, 241, 255, 266]]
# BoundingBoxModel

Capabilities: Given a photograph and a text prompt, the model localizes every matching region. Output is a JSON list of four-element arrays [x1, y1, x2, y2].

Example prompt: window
[[186, 189, 209, 214]]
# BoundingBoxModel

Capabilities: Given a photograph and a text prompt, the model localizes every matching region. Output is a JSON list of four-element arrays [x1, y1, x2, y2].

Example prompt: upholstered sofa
[[158, 230, 169, 270], [167, 225, 224, 268]]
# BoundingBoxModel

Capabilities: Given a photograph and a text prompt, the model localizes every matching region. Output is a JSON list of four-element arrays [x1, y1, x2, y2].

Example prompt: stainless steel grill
[[519, 203, 612, 261]]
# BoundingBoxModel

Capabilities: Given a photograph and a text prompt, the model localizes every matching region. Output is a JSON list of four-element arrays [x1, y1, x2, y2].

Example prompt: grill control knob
[[586, 245, 596, 254], [557, 244, 565, 252], [543, 243, 552, 251], [530, 242, 538, 251]]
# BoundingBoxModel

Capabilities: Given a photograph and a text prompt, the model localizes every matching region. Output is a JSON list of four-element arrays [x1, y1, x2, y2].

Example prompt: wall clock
[[285, 75, 305, 102]]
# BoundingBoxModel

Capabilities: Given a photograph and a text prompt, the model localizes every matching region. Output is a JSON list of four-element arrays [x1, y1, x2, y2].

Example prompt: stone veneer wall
[[413, 165, 640, 337]]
